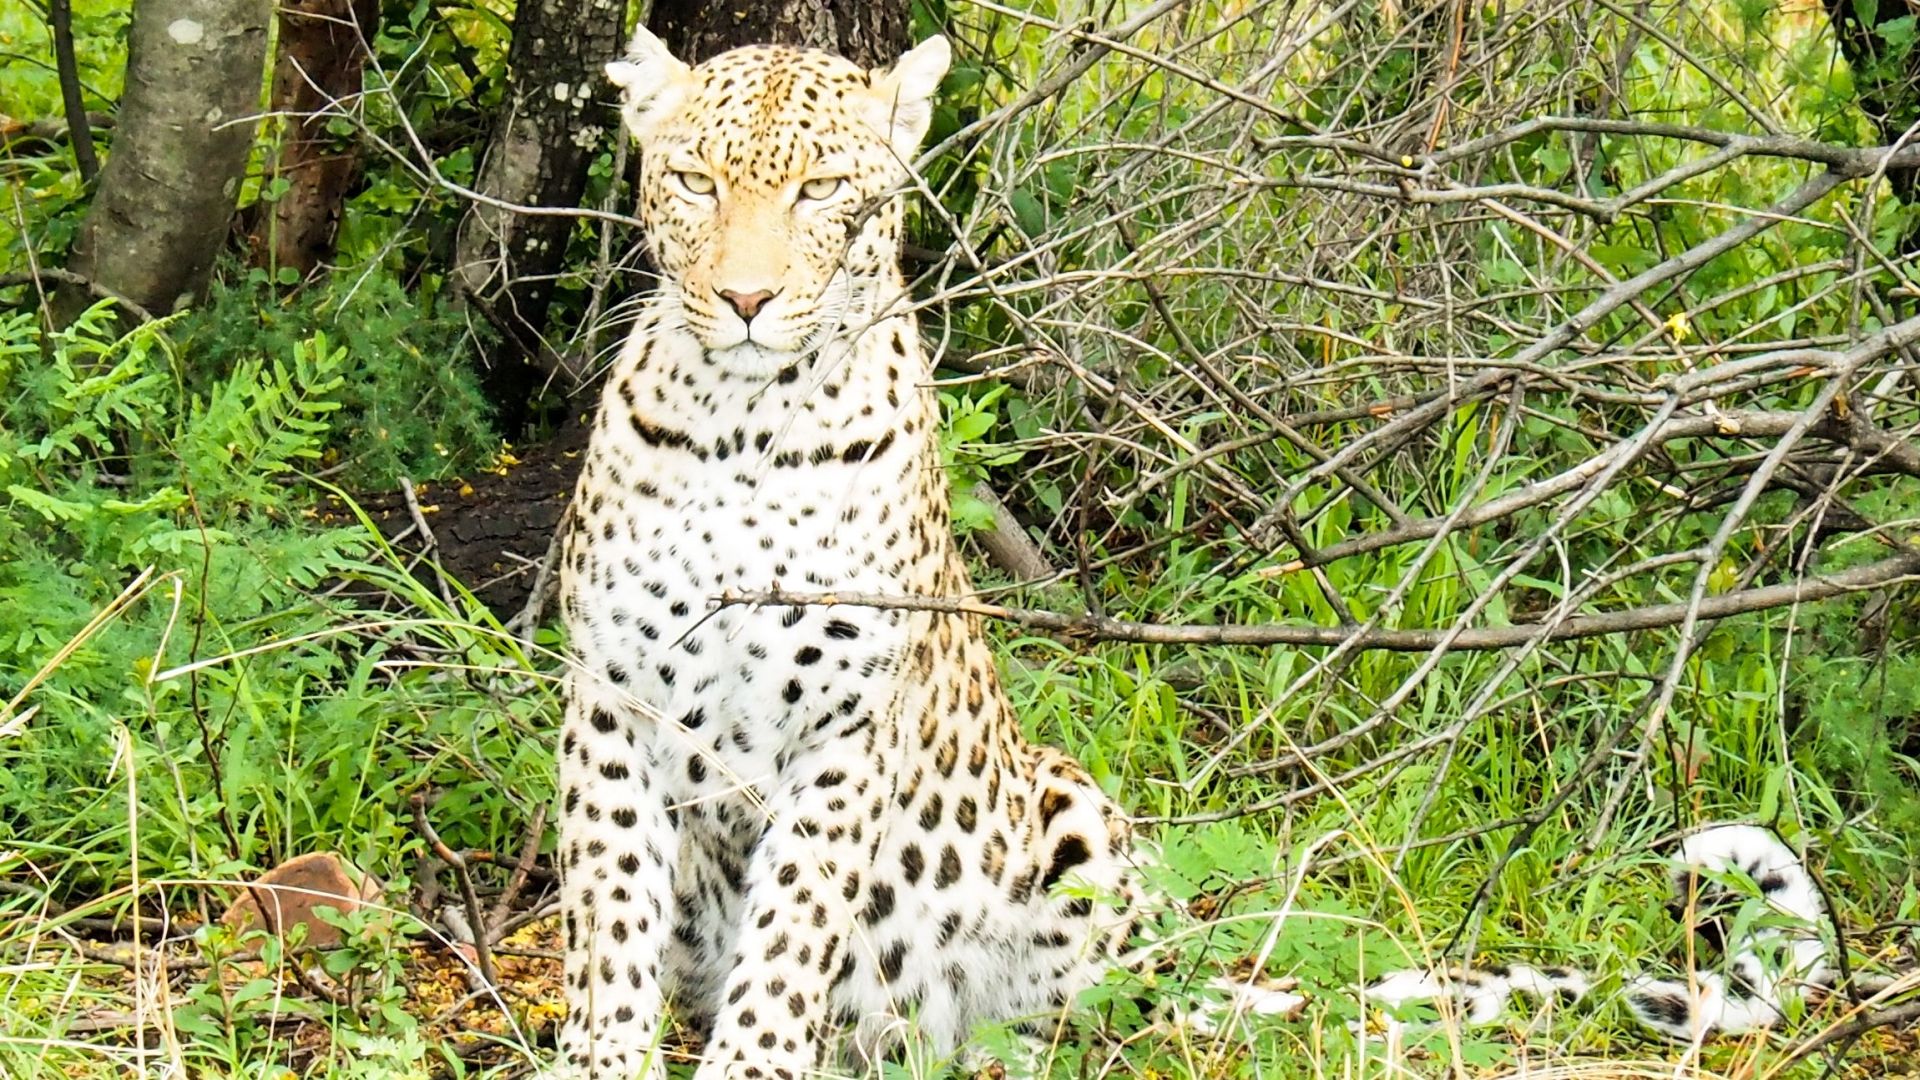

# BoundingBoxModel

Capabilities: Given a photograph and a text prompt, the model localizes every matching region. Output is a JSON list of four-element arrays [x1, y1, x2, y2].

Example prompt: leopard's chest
[[563, 322, 938, 800]]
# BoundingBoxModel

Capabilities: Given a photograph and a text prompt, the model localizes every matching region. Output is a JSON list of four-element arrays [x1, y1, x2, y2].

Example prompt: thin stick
[[487, 803, 548, 936], [510, 499, 573, 643], [1774, 999, 1920, 1070], [397, 476, 457, 609], [411, 794, 500, 988]]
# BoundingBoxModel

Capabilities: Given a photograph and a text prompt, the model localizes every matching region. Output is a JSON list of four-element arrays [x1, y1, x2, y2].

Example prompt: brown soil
[[319, 417, 589, 620]]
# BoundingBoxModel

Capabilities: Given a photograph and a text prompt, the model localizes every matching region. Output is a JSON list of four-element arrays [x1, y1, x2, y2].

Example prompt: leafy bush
[[0, 304, 546, 894], [173, 272, 496, 487]]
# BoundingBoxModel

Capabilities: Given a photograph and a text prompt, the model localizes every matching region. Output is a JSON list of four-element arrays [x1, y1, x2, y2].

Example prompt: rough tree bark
[[1825, 3, 1920, 215], [451, 0, 626, 428], [62, 0, 269, 319], [649, 0, 910, 67], [247, 0, 381, 279]]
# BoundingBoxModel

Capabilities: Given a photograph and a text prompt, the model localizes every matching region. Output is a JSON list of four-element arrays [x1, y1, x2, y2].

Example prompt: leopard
[[552, 27, 1147, 1079]]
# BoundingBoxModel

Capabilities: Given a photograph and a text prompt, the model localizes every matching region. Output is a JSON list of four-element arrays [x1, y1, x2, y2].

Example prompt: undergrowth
[[174, 272, 497, 487]]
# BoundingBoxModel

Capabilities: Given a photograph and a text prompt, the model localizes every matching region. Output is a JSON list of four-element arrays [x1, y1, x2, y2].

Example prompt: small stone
[[221, 852, 383, 950]]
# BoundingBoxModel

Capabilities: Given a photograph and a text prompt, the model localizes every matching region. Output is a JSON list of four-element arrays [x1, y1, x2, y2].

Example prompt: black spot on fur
[[1629, 988, 1693, 1031], [863, 882, 895, 923], [934, 845, 961, 888], [1041, 835, 1091, 891], [879, 941, 907, 981]]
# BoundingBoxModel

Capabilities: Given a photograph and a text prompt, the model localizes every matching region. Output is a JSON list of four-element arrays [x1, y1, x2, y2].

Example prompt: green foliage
[[178, 331, 347, 508], [0, 305, 548, 888], [939, 383, 1023, 532], [0, 304, 545, 1075], [0, 2, 127, 259], [0, 2, 127, 118], [174, 273, 496, 487], [1791, 631, 1920, 835]]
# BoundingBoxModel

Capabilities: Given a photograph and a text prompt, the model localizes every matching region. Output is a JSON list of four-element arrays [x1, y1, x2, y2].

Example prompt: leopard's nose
[[716, 287, 777, 322]]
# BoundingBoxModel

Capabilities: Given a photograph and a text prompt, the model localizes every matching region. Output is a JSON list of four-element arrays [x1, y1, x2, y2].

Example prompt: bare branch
[[712, 550, 1920, 650]]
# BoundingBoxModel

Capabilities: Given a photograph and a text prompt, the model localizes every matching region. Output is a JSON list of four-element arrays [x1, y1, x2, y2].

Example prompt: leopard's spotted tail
[[1364, 824, 1874, 1041], [1620, 824, 1833, 1040]]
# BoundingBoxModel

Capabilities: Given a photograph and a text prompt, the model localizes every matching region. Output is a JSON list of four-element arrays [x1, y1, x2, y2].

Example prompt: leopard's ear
[[867, 35, 950, 161], [606, 26, 692, 142]]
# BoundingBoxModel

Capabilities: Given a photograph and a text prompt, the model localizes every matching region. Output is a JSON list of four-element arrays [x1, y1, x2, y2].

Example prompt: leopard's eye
[[673, 170, 716, 196], [797, 176, 844, 201]]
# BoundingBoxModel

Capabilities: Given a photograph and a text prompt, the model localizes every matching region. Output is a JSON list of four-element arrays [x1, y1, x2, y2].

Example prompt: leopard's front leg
[[557, 684, 682, 1079], [696, 746, 887, 1080]]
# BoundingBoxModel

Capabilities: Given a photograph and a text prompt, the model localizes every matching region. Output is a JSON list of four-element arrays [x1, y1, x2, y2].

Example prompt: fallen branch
[[969, 482, 1059, 581], [1297, 401, 1920, 570], [1777, 995, 1920, 1068], [1247, 168, 1852, 541], [0, 879, 206, 939], [1263, 115, 1920, 179], [0, 268, 156, 323], [713, 548, 1920, 651]]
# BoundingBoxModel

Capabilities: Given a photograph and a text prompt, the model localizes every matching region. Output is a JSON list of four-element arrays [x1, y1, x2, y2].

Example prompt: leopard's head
[[607, 30, 949, 377]]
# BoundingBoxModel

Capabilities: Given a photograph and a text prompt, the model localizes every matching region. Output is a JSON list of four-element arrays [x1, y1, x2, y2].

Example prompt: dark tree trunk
[[452, 0, 626, 430], [649, 0, 910, 67], [245, 0, 381, 279], [49, 0, 98, 183], [1826, 2, 1920, 206], [62, 0, 269, 319]]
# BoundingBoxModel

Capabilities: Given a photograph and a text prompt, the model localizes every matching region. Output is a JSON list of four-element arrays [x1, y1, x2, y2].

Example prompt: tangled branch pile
[[871, 1, 1920, 832]]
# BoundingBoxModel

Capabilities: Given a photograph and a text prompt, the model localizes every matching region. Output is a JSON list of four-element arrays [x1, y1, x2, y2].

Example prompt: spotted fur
[[1363, 824, 1885, 1042], [554, 30, 1143, 1079], [1622, 824, 1839, 1040]]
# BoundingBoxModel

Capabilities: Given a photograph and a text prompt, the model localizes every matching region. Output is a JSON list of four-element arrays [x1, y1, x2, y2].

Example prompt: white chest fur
[[562, 311, 938, 793]]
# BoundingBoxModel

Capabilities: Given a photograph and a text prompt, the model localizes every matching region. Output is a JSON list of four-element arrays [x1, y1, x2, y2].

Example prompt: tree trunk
[[1826, 3, 1920, 206], [246, 0, 381, 280], [49, 0, 99, 183], [451, 0, 626, 429], [649, 0, 910, 68], [63, 0, 268, 319]]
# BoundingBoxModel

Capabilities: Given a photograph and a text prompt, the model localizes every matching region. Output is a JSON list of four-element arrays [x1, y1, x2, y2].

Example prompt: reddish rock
[[222, 852, 383, 950]]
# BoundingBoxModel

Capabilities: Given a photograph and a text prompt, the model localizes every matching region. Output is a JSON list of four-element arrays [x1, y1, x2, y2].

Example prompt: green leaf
[[1010, 188, 1048, 237], [948, 410, 996, 443], [1878, 15, 1917, 55], [6, 484, 93, 521]]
